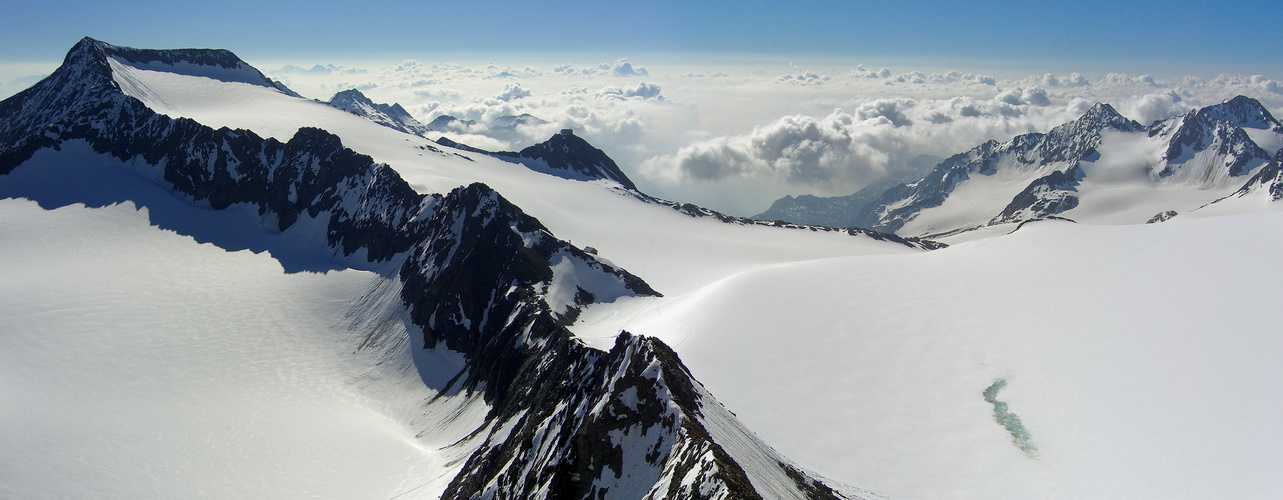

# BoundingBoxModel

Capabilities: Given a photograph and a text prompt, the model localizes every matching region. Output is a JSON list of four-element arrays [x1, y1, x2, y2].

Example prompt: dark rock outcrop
[[852, 103, 1144, 234], [327, 88, 432, 137], [2, 37, 866, 499], [753, 155, 941, 228], [516, 128, 639, 191]]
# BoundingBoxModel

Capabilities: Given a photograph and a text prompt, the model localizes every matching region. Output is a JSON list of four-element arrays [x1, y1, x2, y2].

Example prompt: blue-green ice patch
[[983, 379, 1037, 457]]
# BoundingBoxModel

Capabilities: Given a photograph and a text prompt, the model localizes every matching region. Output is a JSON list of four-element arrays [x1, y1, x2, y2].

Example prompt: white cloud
[[874, 70, 996, 86], [494, 83, 532, 102], [599, 82, 662, 100], [775, 71, 829, 85], [994, 86, 1051, 106], [1118, 91, 1192, 125], [610, 59, 648, 77], [551, 59, 649, 78], [681, 71, 729, 79], [253, 55, 1283, 215]]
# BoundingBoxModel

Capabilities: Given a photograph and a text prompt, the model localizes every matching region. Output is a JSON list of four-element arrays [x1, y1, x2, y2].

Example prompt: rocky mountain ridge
[[0, 37, 873, 499], [757, 98, 1283, 237], [327, 88, 432, 137]]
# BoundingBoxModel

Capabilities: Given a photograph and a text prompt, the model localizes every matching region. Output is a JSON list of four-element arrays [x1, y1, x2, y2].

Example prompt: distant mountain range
[[320, 90, 634, 190], [327, 88, 432, 137], [758, 96, 1283, 237], [8, 37, 1283, 499], [0, 37, 896, 499], [754, 154, 941, 227]]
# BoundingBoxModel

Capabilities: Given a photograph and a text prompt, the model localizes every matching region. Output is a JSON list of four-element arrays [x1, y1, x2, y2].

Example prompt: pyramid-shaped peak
[[520, 130, 638, 191], [50, 37, 288, 93], [325, 88, 429, 137], [329, 88, 375, 105], [70, 36, 108, 54], [1070, 102, 1143, 132], [58, 37, 113, 71], [1198, 95, 1282, 132], [1082, 102, 1124, 121], [1042, 102, 1143, 144]]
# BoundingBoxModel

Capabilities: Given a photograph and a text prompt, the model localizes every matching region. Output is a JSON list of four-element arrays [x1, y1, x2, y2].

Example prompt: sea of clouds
[[7, 56, 1278, 216]]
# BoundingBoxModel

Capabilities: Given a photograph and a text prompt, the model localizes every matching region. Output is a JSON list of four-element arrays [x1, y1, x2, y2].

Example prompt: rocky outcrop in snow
[[436, 128, 642, 191], [515, 128, 640, 191], [851, 104, 1142, 234], [1, 37, 863, 499], [753, 155, 941, 228], [847, 98, 1282, 236], [1147, 101, 1273, 181], [1230, 147, 1283, 201], [327, 88, 432, 137]]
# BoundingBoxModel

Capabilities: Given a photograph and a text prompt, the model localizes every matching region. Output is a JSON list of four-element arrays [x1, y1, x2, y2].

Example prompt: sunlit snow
[[7, 55, 1283, 499]]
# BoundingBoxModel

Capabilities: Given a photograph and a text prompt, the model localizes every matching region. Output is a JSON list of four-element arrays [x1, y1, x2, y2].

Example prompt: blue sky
[[4, 0, 1282, 215], [2, 0, 1280, 73]]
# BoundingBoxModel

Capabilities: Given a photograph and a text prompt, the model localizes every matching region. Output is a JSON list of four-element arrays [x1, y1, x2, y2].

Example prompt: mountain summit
[[516, 128, 639, 190], [434, 128, 641, 191], [1, 37, 868, 499], [326, 88, 431, 137], [752, 99, 1282, 237]]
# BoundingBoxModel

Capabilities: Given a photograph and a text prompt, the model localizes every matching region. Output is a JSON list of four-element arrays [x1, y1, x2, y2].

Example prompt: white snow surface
[[0, 151, 487, 499], [888, 119, 1279, 239], [9, 59, 1283, 499], [592, 213, 1283, 499], [1242, 127, 1283, 157], [108, 55, 277, 88], [106, 61, 922, 295]]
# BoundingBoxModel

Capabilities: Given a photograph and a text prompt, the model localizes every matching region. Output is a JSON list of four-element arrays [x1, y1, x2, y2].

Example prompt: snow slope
[[104, 57, 926, 297], [5, 40, 886, 498], [0, 153, 486, 499], [11, 39, 1283, 499], [854, 100, 1281, 238], [594, 213, 1283, 499]]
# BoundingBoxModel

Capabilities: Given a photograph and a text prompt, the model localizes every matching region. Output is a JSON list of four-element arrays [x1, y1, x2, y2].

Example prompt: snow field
[[0, 162, 484, 499], [591, 214, 1283, 499], [41, 59, 1283, 498], [105, 61, 925, 297]]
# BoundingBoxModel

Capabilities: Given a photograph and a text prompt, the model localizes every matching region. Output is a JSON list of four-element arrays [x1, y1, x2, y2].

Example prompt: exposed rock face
[[1197, 95, 1283, 135], [852, 99, 1282, 236], [990, 166, 1084, 225], [1148, 104, 1272, 181], [516, 128, 640, 191], [2, 37, 867, 499], [1233, 147, 1283, 201], [0, 39, 430, 262], [433, 128, 642, 191], [754, 155, 941, 228], [850, 104, 1142, 234], [327, 88, 432, 137]]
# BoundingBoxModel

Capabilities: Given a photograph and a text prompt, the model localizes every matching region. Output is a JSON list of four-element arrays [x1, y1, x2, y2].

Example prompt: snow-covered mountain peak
[[325, 88, 430, 137], [1146, 98, 1273, 180], [73, 37, 296, 94], [328, 88, 376, 108], [1036, 103, 1144, 161], [1197, 95, 1283, 133], [516, 128, 639, 190], [488, 113, 547, 130], [428, 114, 475, 131]]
